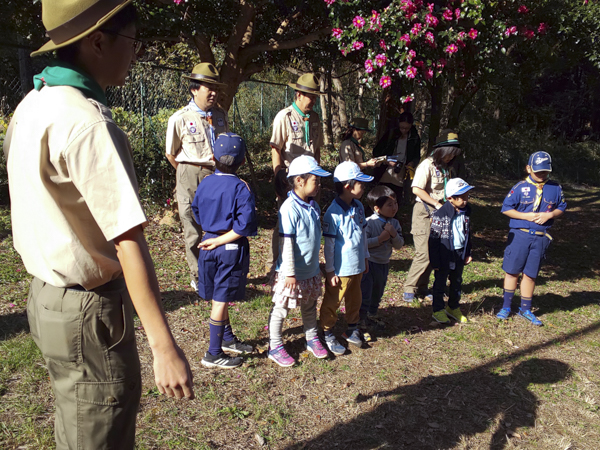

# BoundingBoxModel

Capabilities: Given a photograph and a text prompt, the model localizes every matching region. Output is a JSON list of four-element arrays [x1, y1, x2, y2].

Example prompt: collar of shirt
[[215, 169, 237, 177], [334, 196, 356, 212], [290, 190, 318, 212], [374, 213, 388, 224], [188, 98, 212, 116]]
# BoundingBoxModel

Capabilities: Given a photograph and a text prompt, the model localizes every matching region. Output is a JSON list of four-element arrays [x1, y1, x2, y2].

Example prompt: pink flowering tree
[[326, 0, 550, 148]]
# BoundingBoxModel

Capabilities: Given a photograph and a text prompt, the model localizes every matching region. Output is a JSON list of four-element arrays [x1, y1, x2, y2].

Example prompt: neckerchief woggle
[[291, 102, 311, 148], [527, 175, 547, 212], [350, 137, 367, 162], [33, 60, 107, 105], [188, 99, 215, 148]]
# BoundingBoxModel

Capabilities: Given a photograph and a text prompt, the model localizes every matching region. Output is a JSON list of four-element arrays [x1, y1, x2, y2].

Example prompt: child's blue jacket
[[428, 201, 472, 271]]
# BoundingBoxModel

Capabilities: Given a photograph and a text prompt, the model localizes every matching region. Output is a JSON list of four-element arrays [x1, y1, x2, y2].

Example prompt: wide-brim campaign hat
[[288, 155, 331, 178], [350, 118, 371, 132], [433, 129, 460, 148], [182, 63, 227, 88], [288, 73, 325, 96], [31, 0, 133, 57]]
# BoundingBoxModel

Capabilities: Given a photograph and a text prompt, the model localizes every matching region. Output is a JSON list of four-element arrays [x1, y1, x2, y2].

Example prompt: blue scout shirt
[[192, 170, 258, 237], [276, 191, 321, 281], [501, 179, 566, 232], [323, 197, 367, 277]]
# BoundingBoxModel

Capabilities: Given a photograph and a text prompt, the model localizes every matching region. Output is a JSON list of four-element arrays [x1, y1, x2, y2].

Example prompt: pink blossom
[[424, 68, 434, 80], [379, 76, 392, 88], [458, 31, 466, 39], [427, 2, 434, 12], [413, 60, 424, 68], [406, 66, 417, 78], [518, 5, 529, 13], [455, 8, 461, 19], [523, 29, 535, 39], [402, 94, 414, 103], [425, 31, 435, 46], [173, 0, 183, 4], [425, 13, 439, 27], [352, 41, 364, 50], [445, 44, 458, 54], [538, 22, 547, 34], [399, 34, 411, 46], [353, 16, 366, 29], [324, 0, 335, 4], [341, 48, 348, 56], [468, 28, 478, 39], [370, 10, 380, 24], [364, 59, 375, 73], [332, 28, 343, 39], [443, 9, 454, 20], [8, 303, 15, 308], [380, 39, 388, 50], [410, 23, 423, 35], [457, 39, 465, 48], [407, 49, 417, 60], [375, 53, 387, 67]]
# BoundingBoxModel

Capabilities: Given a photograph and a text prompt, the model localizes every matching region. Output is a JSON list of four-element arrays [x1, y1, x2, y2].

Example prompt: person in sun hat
[[338, 117, 382, 170], [191, 133, 258, 369], [428, 178, 475, 325], [320, 161, 374, 355], [267, 73, 325, 274], [497, 151, 567, 326], [3, 1, 194, 448], [266, 155, 331, 367], [166, 62, 229, 292], [402, 129, 463, 304]]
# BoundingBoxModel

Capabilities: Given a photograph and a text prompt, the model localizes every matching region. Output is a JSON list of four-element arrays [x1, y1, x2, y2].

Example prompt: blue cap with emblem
[[528, 151, 552, 172], [213, 133, 246, 166]]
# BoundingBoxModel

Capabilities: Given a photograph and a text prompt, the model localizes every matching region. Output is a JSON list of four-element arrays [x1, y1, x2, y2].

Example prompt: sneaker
[[432, 310, 450, 324], [496, 308, 511, 320], [306, 337, 328, 359], [342, 329, 363, 347], [417, 290, 433, 302], [268, 345, 295, 367], [517, 309, 543, 326], [222, 337, 253, 354], [190, 279, 198, 292], [324, 335, 346, 356], [201, 351, 243, 369], [403, 292, 415, 303], [445, 306, 468, 324]]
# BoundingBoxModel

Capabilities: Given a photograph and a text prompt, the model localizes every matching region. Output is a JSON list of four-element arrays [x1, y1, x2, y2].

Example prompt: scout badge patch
[[188, 121, 197, 134], [291, 120, 299, 132]]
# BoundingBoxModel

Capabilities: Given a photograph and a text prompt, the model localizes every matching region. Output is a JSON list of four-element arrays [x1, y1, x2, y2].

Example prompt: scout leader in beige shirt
[[270, 73, 324, 175], [165, 63, 229, 287]]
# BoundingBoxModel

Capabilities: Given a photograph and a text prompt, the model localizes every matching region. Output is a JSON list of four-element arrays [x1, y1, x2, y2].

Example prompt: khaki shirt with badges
[[411, 157, 449, 203], [270, 105, 323, 167], [339, 139, 365, 164], [3, 86, 148, 290], [165, 105, 229, 166]]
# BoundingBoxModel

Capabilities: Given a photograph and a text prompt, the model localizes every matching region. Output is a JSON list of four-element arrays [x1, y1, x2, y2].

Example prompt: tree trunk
[[428, 82, 443, 152], [320, 71, 333, 147], [332, 74, 348, 135]]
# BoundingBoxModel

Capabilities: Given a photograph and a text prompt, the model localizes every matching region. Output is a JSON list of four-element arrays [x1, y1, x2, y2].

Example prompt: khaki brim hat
[[31, 0, 133, 57], [182, 63, 227, 88], [288, 73, 325, 96], [350, 117, 371, 132]]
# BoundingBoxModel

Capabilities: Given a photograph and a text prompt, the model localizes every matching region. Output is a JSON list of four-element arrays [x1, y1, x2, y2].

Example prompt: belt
[[68, 277, 126, 292], [180, 161, 214, 170], [518, 228, 553, 240]]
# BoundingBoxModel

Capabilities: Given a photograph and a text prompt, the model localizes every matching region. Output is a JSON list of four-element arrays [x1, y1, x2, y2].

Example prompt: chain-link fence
[[1, 62, 381, 204]]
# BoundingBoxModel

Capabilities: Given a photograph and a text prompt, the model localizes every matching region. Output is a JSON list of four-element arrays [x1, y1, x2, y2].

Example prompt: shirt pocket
[[431, 174, 445, 192], [183, 132, 206, 146], [542, 197, 556, 210]]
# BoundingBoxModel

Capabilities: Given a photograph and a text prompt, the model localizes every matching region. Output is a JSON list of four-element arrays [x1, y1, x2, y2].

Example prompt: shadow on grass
[[0, 310, 29, 341], [160, 284, 269, 313], [286, 320, 600, 450]]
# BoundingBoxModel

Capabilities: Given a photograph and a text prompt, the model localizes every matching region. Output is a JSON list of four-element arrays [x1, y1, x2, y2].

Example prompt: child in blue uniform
[[321, 161, 373, 355], [267, 156, 331, 367], [497, 151, 566, 326], [192, 133, 258, 368], [429, 178, 474, 324], [360, 185, 404, 326]]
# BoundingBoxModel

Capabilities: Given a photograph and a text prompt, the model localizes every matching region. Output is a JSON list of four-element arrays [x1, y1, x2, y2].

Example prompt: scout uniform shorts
[[502, 229, 551, 279]]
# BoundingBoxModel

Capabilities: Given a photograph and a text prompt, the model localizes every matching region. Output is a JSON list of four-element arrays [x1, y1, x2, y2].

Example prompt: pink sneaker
[[306, 337, 328, 359], [268, 345, 295, 367]]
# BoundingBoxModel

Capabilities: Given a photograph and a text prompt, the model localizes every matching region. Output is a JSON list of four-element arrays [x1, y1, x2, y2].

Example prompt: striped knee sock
[[208, 318, 226, 356], [223, 319, 235, 342], [502, 289, 515, 310], [520, 297, 532, 313]]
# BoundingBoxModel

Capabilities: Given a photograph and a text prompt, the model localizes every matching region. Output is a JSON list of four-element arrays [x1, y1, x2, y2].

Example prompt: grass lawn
[[1, 175, 599, 449]]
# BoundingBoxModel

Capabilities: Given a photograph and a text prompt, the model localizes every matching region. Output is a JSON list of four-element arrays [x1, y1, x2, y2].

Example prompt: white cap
[[445, 178, 474, 198], [287, 155, 331, 178], [333, 161, 374, 183]]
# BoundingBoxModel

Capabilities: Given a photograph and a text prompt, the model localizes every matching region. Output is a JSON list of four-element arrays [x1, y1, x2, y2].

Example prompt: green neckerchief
[[350, 137, 366, 161], [291, 102, 311, 147], [440, 167, 449, 201], [33, 60, 107, 105]]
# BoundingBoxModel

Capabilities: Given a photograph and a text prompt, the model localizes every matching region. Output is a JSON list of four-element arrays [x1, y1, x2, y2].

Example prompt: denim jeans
[[360, 261, 389, 316], [432, 250, 465, 312]]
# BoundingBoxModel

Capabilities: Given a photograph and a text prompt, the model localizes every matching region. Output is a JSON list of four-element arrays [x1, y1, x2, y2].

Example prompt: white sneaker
[[190, 279, 198, 292]]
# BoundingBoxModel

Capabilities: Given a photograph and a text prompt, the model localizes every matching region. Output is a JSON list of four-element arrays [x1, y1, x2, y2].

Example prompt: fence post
[[232, 96, 236, 132], [260, 83, 264, 134], [140, 78, 145, 150]]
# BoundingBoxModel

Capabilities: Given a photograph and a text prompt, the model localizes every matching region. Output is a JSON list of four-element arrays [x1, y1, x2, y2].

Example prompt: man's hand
[[152, 344, 194, 399], [326, 271, 340, 287]]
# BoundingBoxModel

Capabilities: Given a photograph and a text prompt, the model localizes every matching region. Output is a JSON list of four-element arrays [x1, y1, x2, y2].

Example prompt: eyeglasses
[[101, 30, 144, 56]]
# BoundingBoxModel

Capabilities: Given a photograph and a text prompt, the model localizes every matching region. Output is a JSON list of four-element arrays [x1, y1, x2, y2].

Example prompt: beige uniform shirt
[[3, 86, 147, 289], [270, 105, 322, 167], [380, 138, 408, 187], [411, 157, 448, 203], [165, 105, 229, 166], [339, 139, 365, 164]]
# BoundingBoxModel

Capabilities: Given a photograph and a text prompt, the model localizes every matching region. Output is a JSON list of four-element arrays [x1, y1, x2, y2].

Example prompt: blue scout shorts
[[502, 229, 551, 279], [197, 233, 250, 302]]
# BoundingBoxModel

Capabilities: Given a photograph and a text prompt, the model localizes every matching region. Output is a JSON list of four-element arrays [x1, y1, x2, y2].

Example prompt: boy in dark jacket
[[428, 178, 474, 324]]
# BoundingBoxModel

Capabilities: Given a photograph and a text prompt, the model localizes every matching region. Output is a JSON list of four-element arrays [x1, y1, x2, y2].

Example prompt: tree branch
[[240, 26, 331, 58]]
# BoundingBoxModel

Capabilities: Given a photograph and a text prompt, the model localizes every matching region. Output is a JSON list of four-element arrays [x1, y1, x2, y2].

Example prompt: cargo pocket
[[38, 305, 82, 363], [76, 377, 141, 450]]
